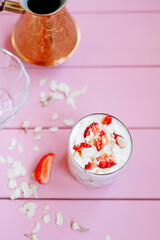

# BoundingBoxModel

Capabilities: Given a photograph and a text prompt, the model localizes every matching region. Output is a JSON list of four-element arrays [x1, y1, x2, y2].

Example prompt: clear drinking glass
[[68, 113, 133, 187], [0, 48, 30, 127]]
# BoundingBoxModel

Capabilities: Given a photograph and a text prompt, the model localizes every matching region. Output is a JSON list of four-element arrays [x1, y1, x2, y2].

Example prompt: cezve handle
[[0, 0, 24, 13]]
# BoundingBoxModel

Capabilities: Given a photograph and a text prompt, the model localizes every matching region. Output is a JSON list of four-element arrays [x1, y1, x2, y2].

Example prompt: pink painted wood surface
[[2, 0, 160, 13], [67, 0, 160, 12], [1, 13, 160, 67], [0, 128, 159, 199], [0, 199, 159, 240], [4, 68, 160, 128]]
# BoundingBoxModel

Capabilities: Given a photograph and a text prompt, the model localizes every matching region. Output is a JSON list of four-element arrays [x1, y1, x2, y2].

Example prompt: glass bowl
[[0, 48, 30, 127]]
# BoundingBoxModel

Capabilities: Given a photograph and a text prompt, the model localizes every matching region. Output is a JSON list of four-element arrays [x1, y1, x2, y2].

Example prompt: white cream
[[68, 114, 132, 187]]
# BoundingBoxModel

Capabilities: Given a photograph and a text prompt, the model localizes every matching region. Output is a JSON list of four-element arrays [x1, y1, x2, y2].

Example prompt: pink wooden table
[[0, 1, 160, 239]]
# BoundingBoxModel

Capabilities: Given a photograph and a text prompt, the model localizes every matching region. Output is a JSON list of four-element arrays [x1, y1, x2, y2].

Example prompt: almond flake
[[30, 184, 38, 198], [66, 97, 76, 109], [63, 118, 74, 126], [42, 214, 51, 224], [40, 91, 46, 99], [49, 127, 58, 133], [33, 145, 40, 152], [43, 205, 50, 214], [105, 235, 111, 240], [34, 126, 42, 133], [18, 144, 24, 154], [7, 161, 27, 179], [32, 222, 41, 233], [52, 92, 64, 100], [19, 207, 27, 214], [24, 202, 37, 210], [70, 85, 87, 98], [22, 121, 29, 134], [57, 82, 71, 96], [21, 182, 34, 198], [51, 113, 59, 121], [50, 79, 57, 91], [39, 78, 46, 86], [8, 178, 17, 189], [117, 136, 125, 149], [40, 97, 47, 103], [27, 207, 36, 218], [41, 100, 48, 106], [8, 138, 17, 150], [0, 155, 5, 164], [56, 212, 63, 226], [71, 222, 89, 232], [24, 234, 38, 240], [7, 156, 14, 164], [10, 188, 21, 200], [33, 135, 41, 141]]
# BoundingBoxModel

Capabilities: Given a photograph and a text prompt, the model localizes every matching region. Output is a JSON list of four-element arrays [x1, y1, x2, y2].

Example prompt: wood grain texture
[[0, 199, 159, 240], [0, 128, 159, 199], [1, 13, 160, 68]]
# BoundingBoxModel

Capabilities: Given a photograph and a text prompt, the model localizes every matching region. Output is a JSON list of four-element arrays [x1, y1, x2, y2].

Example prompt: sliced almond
[[56, 212, 63, 226]]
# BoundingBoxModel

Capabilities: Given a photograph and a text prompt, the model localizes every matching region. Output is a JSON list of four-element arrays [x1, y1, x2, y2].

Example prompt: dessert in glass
[[68, 113, 132, 187]]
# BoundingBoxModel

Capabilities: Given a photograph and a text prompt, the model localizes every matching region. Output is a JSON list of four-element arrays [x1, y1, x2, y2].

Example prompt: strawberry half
[[96, 154, 116, 169], [95, 130, 108, 151], [35, 153, 55, 184], [101, 115, 112, 125], [84, 122, 100, 139], [73, 142, 91, 155]]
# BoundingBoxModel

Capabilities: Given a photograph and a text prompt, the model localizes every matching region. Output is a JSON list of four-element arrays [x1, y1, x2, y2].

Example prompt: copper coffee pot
[[0, 0, 80, 66]]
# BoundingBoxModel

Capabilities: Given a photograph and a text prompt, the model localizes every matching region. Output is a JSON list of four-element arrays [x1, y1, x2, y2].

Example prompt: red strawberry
[[101, 115, 112, 125], [84, 122, 100, 139], [35, 153, 55, 184], [96, 154, 116, 168], [73, 142, 91, 155], [96, 130, 108, 151], [85, 162, 95, 170]]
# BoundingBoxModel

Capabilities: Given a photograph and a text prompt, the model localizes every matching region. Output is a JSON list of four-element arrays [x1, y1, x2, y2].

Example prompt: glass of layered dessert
[[68, 113, 132, 187]]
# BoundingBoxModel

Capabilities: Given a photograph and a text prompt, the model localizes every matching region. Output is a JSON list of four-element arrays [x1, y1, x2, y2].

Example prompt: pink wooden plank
[[6, 68, 160, 128], [1, 0, 160, 13], [0, 199, 159, 240], [0, 128, 160, 199], [1, 13, 160, 67], [67, 0, 160, 12]]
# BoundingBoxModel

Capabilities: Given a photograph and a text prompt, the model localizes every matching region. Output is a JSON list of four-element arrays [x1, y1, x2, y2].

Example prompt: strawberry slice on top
[[96, 130, 108, 151], [84, 122, 100, 140], [101, 115, 112, 125], [35, 153, 55, 184], [96, 154, 116, 169], [73, 142, 91, 155]]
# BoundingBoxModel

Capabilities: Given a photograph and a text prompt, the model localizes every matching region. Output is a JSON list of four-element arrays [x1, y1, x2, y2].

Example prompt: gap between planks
[[2, 10, 160, 16], [2, 127, 160, 131], [0, 197, 160, 201]]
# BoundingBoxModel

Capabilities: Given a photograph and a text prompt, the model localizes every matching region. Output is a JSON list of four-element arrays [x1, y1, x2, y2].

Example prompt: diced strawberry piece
[[73, 142, 91, 155], [84, 122, 100, 139], [101, 115, 112, 125], [35, 153, 55, 184], [96, 154, 116, 169], [96, 130, 108, 151], [85, 162, 95, 170]]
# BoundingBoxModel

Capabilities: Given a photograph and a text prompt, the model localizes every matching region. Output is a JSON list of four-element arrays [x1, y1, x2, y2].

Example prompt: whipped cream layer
[[69, 114, 132, 175]]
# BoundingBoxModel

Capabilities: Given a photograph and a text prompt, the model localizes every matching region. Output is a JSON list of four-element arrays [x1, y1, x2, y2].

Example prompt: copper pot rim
[[18, 0, 68, 16]]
